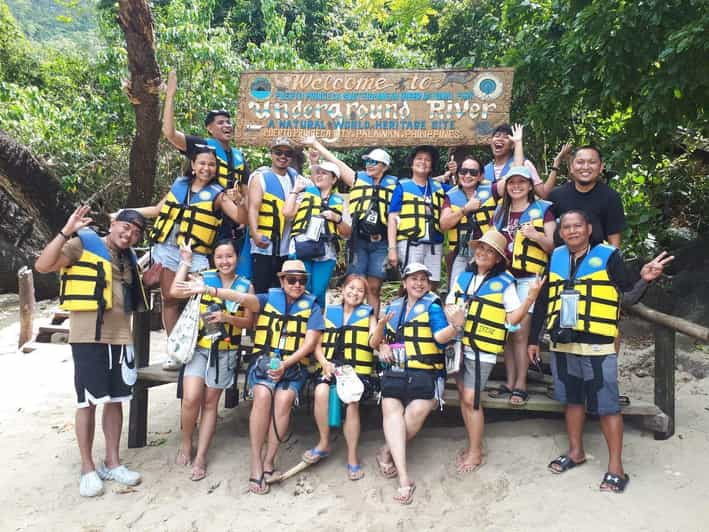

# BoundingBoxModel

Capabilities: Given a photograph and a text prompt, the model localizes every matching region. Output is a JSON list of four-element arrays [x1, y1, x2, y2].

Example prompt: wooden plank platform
[[36, 324, 70, 343]]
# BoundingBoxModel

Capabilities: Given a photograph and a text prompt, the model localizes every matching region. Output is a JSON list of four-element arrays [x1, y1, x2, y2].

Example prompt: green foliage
[[1, 0, 707, 257]]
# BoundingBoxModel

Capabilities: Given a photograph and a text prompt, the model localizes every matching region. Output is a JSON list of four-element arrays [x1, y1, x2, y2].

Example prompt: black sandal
[[548, 454, 586, 474], [510, 389, 529, 406], [600, 472, 630, 493], [488, 384, 513, 399], [248, 474, 270, 495]]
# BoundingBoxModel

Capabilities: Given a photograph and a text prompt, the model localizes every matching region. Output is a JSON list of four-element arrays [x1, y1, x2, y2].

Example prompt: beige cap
[[270, 136, 296, 149], [278, 259, 309, 276], [469, 229, 509, 263]]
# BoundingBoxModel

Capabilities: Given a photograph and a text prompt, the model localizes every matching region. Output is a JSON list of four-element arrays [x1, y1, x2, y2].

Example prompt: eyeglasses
[[364, 159, 381, 167], [284, 276, 307, 286], [459, 168, 480, 176], [272, 149, 294, 158]]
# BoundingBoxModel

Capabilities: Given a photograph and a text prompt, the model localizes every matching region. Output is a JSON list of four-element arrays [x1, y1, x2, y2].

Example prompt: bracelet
[[212, 286, 219, 297], [550, 166, 560, 172], [58, 231, 70, 240], [388, 246, 396, 251], [179, 260, 192, 268]]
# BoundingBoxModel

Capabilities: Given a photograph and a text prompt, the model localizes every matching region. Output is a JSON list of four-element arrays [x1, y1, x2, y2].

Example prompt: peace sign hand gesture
[[640, 251, 675, 282]]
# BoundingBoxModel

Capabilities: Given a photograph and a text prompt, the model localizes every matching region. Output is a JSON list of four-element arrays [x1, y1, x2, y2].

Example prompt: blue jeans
[[304, 259, 336, 307]]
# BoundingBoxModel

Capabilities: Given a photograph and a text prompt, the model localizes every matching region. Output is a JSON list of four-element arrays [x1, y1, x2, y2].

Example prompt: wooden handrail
[[626, 302, 709, 342]]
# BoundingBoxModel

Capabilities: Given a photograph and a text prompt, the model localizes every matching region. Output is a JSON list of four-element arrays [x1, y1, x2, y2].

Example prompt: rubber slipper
[[548, 454, 586, 474], [510, 389, 529, 406], [190, 464, 206, 482], [376, 454, 398, 479], [393, 482, 416, 505], [302, 447, 330, 465], [248, 474, 270, 495], [600, 472, 630, 493], [347, 463, 365, 481], [488, 384, 513, 398]]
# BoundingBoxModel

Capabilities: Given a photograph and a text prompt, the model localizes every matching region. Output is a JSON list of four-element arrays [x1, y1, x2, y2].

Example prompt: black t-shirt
[[183, 134, 251, 187], [548, 181, 625, 246]]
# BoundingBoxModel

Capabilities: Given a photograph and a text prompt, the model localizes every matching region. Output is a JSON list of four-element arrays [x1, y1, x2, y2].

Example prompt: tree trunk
[[0, 130, 76, 298], [117, 0, 162, 207]]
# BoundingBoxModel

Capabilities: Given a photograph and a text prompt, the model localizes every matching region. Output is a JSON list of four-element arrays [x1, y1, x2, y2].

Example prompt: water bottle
[[269, 352, 281, 371], [202, 302, 222, 338], [328, 384, 342, 428]]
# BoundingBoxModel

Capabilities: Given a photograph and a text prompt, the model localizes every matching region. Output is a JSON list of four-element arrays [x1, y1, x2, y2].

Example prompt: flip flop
[[548, 454, 586, 474], [248, 474, 270, 495], [347, 463, 365, 481], [488, 384, 513, 399], [456, 456, 484, 474], [190, 463, 206, 482], [393, 482, 416, 505], [302, 447, 330, 465], [376, 453, 398, 479], [600, 472, 630, 493]]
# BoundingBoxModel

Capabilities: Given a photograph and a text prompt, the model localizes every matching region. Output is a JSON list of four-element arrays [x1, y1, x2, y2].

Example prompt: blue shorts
[[347, 237, 388, 279], [152, 242, 209, 273], [551, 352, 620, 415], [247, 361, 308, 395]]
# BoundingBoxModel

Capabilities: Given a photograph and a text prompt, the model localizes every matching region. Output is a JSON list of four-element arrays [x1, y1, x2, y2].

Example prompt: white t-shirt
[[446, 273, 521, 363]]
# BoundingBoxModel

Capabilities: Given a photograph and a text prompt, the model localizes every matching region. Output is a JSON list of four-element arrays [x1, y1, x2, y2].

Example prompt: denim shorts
[[247, 360, 308, 395], [183, 346, 237, 389], [347, 237, 388, 279], [152, 242, 209, 273]]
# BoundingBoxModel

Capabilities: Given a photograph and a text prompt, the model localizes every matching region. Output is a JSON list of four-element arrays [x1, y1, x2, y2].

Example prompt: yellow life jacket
[[253, 288, 316, 361], [291, 187, 345, 240], [547, 244, 620, 338], [348, 171, 398, 228], [206, 138, 246, 189], [452, 270, 515, 354], [196, 270, 251, 351], [494, 199, 552, 274], [255, 167, 298, 252], [385, 293, 444, 371], [396, 178, 445, 241], [60, 229, 147, 341], [150, 176, 224, 255], [321, 303, 374, 375], [445, 182, 497, 250]]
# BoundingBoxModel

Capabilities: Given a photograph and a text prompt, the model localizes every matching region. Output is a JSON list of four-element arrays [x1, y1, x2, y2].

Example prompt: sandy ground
[[1, 300, 709, 531]]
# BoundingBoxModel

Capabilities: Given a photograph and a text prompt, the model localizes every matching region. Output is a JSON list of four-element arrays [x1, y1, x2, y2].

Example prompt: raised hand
[[640, 251, 675, 282], [301, 135, 316, 147], [554, 142, 573, 168], [63, 205, 93, 235], [179, 239, 193, 263], [510, 123, 524, 144], [526, 275, 547, 301], [164, 70, 177, 97]]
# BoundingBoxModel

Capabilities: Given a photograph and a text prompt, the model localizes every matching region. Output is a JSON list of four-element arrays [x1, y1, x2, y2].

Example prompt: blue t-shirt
[[428, 303, 449, 348], [389, 181, 443, 243], [256, 293, 325, 331]]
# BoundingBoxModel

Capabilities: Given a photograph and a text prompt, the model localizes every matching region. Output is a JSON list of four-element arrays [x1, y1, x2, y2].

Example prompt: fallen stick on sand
[[267, 460, 312, 484]]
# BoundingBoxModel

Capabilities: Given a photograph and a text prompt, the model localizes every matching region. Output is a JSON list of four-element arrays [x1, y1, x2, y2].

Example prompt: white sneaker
[[97, 463, 142, 486], [79, 471, 104, 497]]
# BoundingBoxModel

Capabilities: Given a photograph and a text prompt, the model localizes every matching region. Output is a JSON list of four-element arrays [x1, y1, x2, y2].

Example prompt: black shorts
[[380, 368, 436, 405], [72, 343, 132, 408]]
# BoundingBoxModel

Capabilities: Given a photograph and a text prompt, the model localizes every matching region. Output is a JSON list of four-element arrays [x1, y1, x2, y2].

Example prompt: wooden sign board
[[234, 68, 514, 148]]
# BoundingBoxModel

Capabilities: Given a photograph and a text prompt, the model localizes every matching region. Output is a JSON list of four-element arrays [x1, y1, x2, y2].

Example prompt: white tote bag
[[166, 295, 201, 364]]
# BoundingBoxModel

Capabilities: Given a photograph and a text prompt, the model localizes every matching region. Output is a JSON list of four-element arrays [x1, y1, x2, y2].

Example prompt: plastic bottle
[[328, 384, 342, 428]]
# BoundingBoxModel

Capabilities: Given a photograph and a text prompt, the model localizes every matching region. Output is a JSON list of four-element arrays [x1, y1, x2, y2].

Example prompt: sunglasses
[[284, 276, 307, 286], [272, 149, 294, 158], [364, 159, 381, 167], [459, 168, 481, 176]]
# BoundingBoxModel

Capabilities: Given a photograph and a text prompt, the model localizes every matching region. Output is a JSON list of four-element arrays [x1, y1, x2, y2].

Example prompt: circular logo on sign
[[490, 281, 503, 291], [356, 309, 368, 317], [589, 257, 603, 267], [414, 304, 425, 314], [528, 208, 540, 218], [478, 191, 489, 200], [199, 190, 212, 200], [476, 120, 493, 136], [250, 77, 271, 101], [473, 73, 503, 100], [298, 300, 309, 309]]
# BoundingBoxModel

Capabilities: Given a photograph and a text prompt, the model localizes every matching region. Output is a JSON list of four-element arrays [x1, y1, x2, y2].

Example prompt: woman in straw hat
[[446, 229, 545, 472]]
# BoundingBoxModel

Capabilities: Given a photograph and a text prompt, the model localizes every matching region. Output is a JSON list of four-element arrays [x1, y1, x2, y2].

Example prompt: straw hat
[[277, 259, 309, 276], [469, 229, 509, 263]]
